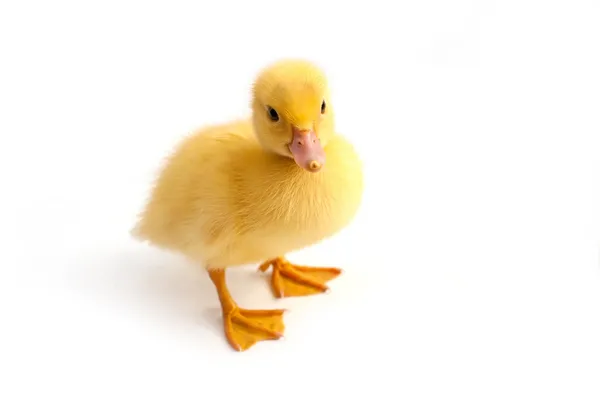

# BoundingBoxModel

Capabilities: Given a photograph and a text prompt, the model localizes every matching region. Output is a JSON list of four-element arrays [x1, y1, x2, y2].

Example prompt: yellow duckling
[[131, 59, 363, 351]]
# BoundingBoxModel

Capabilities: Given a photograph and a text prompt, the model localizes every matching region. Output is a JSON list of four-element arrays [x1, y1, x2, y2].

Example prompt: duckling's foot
[[222, 307, 286, 352], [258, 257, 342, 298], [209, 268, 285, 352]]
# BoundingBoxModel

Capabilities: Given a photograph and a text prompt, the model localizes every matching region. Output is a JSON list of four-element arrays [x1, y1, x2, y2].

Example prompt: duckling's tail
[[129, 216, 148, 242]]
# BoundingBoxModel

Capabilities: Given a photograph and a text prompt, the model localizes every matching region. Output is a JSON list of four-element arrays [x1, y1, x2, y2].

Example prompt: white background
[[1, 0, 599, 399]]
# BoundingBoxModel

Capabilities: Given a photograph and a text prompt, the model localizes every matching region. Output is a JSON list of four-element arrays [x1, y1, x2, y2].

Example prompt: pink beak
[[288, 126, 326, 172]]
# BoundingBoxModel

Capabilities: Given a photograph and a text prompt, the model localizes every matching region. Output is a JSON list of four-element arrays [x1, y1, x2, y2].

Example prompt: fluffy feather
[[132, 59, 363, 270]]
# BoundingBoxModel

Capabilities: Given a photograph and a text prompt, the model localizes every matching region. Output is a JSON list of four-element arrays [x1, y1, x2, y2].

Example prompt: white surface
[[1, 0, 599, 399]]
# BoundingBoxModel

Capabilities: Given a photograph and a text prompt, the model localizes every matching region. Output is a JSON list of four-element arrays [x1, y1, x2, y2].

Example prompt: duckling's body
[[132, 59, 363, 351], [133, 118, 362, 268]]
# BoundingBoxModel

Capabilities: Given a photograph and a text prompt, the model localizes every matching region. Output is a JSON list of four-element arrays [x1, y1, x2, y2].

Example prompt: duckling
[[131, 59, 363, 351]]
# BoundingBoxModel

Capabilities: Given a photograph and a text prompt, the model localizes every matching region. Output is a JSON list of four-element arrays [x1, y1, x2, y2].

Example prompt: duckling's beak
[[289, 126, 326, 172]]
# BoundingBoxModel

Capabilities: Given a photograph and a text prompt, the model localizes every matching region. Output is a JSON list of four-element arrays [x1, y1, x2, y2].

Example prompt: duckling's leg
[[258, 257, 342, 298], [208, 268, 285, 351]]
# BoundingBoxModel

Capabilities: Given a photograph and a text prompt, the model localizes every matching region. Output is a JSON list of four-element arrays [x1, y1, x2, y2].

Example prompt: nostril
[[297, 141, 302, 146]]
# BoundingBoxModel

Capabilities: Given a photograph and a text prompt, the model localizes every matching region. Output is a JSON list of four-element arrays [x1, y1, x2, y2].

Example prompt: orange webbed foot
[[258, 257, 342, 298], [223, 307, 286, 352]]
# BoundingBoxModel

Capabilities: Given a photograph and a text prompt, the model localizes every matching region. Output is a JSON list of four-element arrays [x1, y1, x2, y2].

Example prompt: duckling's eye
[[267, 106, 279, 122], [321, 100, 326, 114]]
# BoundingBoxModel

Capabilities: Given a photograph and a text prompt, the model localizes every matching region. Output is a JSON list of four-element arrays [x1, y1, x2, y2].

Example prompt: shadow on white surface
[[64, 241, 369, 346], [66, 246, 220, 334]]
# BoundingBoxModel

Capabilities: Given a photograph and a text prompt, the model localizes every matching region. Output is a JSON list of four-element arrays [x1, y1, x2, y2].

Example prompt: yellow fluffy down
[[131, 60, 363, 269]]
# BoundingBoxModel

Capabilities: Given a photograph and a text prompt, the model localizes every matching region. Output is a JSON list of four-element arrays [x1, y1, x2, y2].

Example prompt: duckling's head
[[251, 59, 335, 173]]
